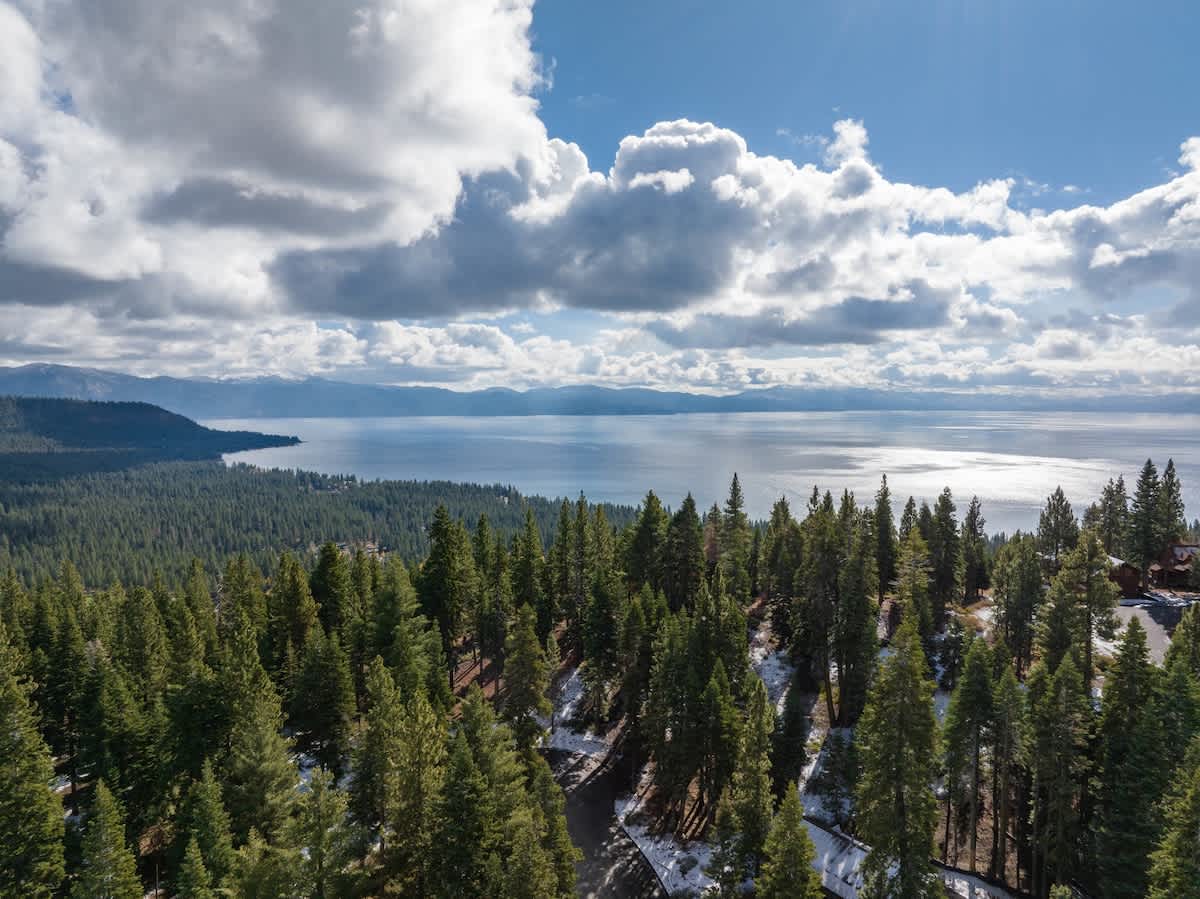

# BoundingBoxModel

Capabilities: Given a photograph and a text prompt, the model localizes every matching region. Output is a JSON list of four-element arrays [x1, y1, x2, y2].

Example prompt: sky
[[1, 0, 1199, 395]]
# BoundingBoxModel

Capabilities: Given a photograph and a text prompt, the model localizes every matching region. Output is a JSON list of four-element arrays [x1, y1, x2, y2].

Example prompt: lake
[[208, 411, 1200, 536]]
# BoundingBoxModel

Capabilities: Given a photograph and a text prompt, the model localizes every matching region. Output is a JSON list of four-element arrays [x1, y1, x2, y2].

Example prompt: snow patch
[[540, 666, 611, 759], [750, 618, 795, 713], [616, 765, 715, 897]]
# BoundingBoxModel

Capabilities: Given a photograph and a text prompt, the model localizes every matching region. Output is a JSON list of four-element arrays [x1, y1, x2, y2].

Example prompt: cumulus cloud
[[1, 0, 1200, 394]]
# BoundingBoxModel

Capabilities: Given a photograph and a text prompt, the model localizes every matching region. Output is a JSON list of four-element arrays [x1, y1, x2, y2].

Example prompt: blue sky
[[534, 0, 1196, 203], [1, 0, 1199, 395]]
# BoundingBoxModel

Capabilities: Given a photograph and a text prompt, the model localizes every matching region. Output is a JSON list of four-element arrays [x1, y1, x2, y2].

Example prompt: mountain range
[[0, 363, 1190, 419]]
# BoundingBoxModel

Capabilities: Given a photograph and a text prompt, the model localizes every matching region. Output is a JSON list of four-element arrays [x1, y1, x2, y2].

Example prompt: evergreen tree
[[290, 630, 356, 775], [1158, 458, 1186, 540], [1130, 459, 1162, 587], [988, 667, 1028, 884], [721, 474, 753, 603], [928, 488, 961, 628], [1039, 531, 1119, 691], [1147, 737, 1200, 899], [269, 552, 319, 671], [286, 768, 351, 899], [176, 837, 216, 899], [961, 496, 988, 603], [771, 668, 809, 798], [582, 572, 624, 721], [503, 603, 552, 751], [698, 659, 741, 814], [418, 506, 478, 680], [224, 677, 296, 843], [436, 733, 499, 899], [529, 754, 581, 898], [388, 693, 446, 896], [761, 497, 802, 639], [173, 760, 236, 890], [875, 475, 898, 601], [1038, 487, 1080, 567], [856, 611, 940, 899], [899, 496, 919, 541], [941, 638, 993, 872], [704, 790, 745, 898], [733, 677, 775, 872], [501, 805, 558, 899], [835, 513, 878, 724], [1029, 657, 1089, 897], [661, 492, 705, 613], [627, 490, 668, 594], [310, 541, 355, 636], [991, 534, 1044, 675], [895, 529, 933, 639], [0, 621, 64, 897], [1094, 617, 1166, 899], [511, 509, 548, 641], [758, 786, 823, 899], [350, 657, 404, 838], [72, 781, 143, 899]]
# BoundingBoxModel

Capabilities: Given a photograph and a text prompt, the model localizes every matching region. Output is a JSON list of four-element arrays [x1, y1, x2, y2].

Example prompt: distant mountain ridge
[[0, 363, 1192, 419]]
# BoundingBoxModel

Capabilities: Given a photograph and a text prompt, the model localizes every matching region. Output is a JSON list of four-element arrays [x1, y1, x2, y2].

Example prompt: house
[[1149, 541, 1199, 589], [1107, 556, 1142, 599]]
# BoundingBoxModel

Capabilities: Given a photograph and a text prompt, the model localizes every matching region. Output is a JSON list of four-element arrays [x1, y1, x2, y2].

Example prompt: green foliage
[[503, 603, 552, 751], [173, 760, 236, 890], [856, 610, 940, 899], [1038, 486, 1080, 566], [941, 637, 993, 872], [176, 837, 216, 899], [874, 474, 898, 601], [71, 781, 142, 899], [758, 787, 823, 899], [0, 621, 64, 897], [1148, 737, 1200, 899], [733, 677, 775, 871]]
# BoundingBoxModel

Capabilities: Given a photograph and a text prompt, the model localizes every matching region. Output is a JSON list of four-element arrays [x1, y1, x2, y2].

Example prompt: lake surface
[[208, 411, 1200, 536]]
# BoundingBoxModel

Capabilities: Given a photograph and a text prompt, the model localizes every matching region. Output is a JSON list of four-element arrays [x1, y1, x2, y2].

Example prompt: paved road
[[547, 749, 666, 899]]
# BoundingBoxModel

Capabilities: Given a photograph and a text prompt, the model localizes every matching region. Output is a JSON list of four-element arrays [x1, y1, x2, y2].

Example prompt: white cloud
[[1, 0, 1199, 395]]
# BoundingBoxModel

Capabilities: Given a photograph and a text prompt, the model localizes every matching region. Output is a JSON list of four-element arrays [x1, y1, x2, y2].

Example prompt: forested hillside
[[0, 396, 298, 479], [1, 464, 1198, 898], [0, 461, 637, 585]]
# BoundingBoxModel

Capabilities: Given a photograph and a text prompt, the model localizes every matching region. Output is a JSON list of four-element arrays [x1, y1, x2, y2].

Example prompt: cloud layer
[[1, 0, 1199, 394]]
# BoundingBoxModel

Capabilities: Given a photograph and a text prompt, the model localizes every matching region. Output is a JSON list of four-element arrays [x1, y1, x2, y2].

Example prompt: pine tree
[[1040, 531, 1119, 692], [899, 496, 918, 541], [435, 732, 498, 899], [699, 660, 741, 813], [988, 667, 1028, 884], [1038, 487, 1080, 567], [503, 603, 552, 751], [1158, 458, 1186, 540], [1147, 736, 1200, 899], [771, 668, 809, 798], [269, 552, 319, 669], [704, 791, 745, 898], [0, 621, 64, 897], [991, 534, 1044, 675], [1094, 617, 1166, 899], [286, 768, 351, 899], [529, 754, 581, 898], [511, 509, 548, 641], [961, 496, 987, 603], [856, 610, 940, 899], [627, 490, 668, 594], [582, 572, 624, 721], [1029, 657, 1089, 897], [290, 630, 356, 775], [72, 781, 143, 899], [733, 677, 775, 872], [721, 474, 753, 603], [173, 760, 236, 890], [895, 529, 933, 640], [758, 786, 823, 899], [941, 638, 993, 872], [418, 506, 477, 680], [350, 656, 403, 839], [224, 677, 296, 843], [501, 805, 558, 899], [310, 542, 355, 636], [176, 837, 216, 899], [928, 488, 961, 628], [1130, 459, 1162, 587], [875, 475, 898, 601], [388, 692, 446, 896], [835, 513, 878, 724]]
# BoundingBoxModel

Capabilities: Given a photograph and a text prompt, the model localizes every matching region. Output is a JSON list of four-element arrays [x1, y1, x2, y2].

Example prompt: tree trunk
[[969, 731, 980, 873]]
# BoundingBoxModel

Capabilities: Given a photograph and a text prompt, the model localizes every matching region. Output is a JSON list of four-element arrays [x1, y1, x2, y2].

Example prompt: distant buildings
[[1148, 541, 1199, 589]]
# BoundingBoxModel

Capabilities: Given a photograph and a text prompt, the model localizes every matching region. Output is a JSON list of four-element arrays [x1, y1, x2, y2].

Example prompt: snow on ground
[[934, 689, 952, 722], [750, 618, 795, 713], [616, 764, 715, 897], [540, 665, 611, 759], [941, 869, 1018, 899]]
